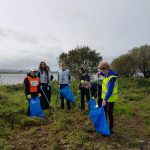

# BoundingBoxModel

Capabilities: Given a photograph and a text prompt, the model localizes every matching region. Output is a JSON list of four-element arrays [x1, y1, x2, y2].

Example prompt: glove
[[38, 93, 41, 97], [27, 94, 31, 99], [81, 80, 84, 84]]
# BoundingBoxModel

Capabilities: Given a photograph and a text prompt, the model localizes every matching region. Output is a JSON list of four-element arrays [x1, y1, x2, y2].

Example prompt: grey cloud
[[0, 27, 63, 70], [0, 52, 59, 71], [0, 28, 39, 44], [0, 0, 150, 70]]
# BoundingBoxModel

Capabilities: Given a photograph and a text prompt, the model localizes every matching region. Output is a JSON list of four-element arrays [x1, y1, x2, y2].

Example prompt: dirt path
[[9, 117, 53, 150]]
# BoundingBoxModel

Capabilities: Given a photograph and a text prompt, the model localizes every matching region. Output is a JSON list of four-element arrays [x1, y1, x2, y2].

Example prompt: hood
[[107, 69, 118, 77]]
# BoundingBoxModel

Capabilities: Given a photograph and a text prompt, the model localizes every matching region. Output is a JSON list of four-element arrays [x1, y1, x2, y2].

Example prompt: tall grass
[[0, 78, 150, 149]]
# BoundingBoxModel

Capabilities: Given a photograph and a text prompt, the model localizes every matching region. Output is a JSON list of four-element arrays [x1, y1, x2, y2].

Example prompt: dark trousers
[[104, 102, 115, 130], [60, 94, 71, 110], [90, 83, 102, 108], [27, 103, 30, 116], [80, 88, 90, 110], [40, 84, 51, 110]]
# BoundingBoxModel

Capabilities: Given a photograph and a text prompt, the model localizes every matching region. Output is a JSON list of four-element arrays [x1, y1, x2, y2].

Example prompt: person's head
[[39, 61, 47, 70], [30, 68, 37, 77], [98, 61, 110, 74], [60, 62, 66, 70], [78, 66, 85, 75]]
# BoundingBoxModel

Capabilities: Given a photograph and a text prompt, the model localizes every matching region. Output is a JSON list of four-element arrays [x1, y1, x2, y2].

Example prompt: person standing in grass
[[98, 61, 118, 134], [37, 62, 53, 110], [78, 66, 90, 110], [24, 69, 41, 116], [58, 62, 71, 110]]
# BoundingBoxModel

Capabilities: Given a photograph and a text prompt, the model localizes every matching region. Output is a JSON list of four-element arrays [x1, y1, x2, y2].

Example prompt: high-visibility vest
[[27, 76, 40, 92], [102, 75, 118, 102]]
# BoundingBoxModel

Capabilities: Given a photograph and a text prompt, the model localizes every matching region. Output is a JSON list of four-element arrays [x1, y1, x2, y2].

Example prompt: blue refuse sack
[[29, 96, 44, 117], [88, 98, 110, 136], [60, 85, 75, 103]]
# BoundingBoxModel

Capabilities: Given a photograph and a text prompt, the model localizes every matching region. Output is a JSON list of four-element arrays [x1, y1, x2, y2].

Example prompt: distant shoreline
[[0, 71, 58, 74]]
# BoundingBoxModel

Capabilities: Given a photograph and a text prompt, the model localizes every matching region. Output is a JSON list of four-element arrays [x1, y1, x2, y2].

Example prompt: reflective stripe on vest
[[27, 76, 40, 92], [102, 75, 118, 102]]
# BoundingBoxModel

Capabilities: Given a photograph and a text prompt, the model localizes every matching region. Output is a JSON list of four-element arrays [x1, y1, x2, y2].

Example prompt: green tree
[[58, 46, 102, 78], [111, 53, 136, 77], [129, 45, 150, 78]]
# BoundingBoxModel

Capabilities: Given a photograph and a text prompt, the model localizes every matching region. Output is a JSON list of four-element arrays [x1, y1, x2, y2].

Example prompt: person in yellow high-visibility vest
[[98, 61, 118, 134]]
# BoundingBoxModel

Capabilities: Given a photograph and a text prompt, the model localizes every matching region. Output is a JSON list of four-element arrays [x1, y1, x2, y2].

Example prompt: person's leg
[[49, 86, 51, 105], [44, 86, 50, 109], [40, 90, 44, 109], [48, 86, 52, 108], [85, 89, 90, 110], [81, 89, 85, 110], [90, 84, 96, 97], [107, 102, 115, 133], [66, 100, 71, 110], [60, 94, 64, 109], [27, 101, 30, 116], [40, 86, 48, 109], [97, 84, 102, 108], [98, 98, 103, 108], [85, 89, 90, 102]]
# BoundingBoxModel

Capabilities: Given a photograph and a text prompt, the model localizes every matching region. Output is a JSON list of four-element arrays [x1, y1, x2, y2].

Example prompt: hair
[[79, 66, 85, 74], [98, 60, 110, 69], [61, 62, 66, 66], [39, 61, 48, 74], [47, 66, 50, 71]]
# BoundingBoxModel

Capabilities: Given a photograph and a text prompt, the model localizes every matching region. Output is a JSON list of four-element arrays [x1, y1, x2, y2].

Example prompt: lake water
[[0, 73, 58, 85]]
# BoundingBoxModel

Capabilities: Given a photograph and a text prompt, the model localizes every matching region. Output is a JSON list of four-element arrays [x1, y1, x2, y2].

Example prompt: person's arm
[[36, 70, 40, 78], [85, 74, 90, 82], [37, 79, 41, 94], [50, 74, 54, 81], [104, 78, 116, 101], [24, 77, 30, 98], [57, 72, 60, 85], [68, 71, 71, 83]]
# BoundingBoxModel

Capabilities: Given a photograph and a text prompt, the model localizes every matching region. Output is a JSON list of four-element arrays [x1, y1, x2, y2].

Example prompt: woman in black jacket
[[37, 62, 53, 109], [78, 67, 90, 110]]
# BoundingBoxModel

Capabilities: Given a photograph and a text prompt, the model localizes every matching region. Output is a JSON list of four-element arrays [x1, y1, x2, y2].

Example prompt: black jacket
[[79, 73, 90, 90]]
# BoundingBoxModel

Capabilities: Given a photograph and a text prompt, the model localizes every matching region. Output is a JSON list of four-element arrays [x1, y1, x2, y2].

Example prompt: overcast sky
[[0, 0, 150, 70]]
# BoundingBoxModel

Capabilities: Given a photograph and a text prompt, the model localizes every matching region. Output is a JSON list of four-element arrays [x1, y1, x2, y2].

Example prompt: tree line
[[111, 44, 150, 78], [58, 44, 150, 78]]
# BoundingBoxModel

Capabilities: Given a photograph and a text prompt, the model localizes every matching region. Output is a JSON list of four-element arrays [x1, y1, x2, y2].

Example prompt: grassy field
[[0, 78, 150, 150]]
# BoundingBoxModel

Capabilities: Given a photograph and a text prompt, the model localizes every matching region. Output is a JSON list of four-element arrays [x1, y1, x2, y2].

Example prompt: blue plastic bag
[[88, 98, 97, 110], [29, 96, 44, 117], [88, 98, 110, 136], [60, 85, 75, 103]]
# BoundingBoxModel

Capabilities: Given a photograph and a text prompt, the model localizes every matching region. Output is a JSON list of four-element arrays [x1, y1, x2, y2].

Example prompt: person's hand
[[84, 83, 90, 89], [102, 99, 107, 106], [97, 72, 100, 77], [77, 90, 80, 94], [81, 80, 84, 84], [27, 94, 31, 99], [38, 93, 41, 97]]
